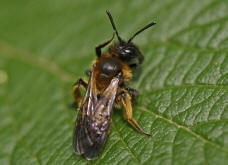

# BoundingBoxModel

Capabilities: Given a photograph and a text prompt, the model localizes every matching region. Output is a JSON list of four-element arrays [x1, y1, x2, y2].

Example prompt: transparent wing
[[73, 70, 120, 160]]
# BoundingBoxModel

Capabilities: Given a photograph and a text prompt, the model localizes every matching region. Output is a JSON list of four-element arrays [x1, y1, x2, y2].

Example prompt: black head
[[115, 41, 144, 68], [106, 10, 156, 68]]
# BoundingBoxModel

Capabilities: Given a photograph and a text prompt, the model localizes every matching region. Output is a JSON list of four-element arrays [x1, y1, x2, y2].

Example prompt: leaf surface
[[0, 0, 228, 165]]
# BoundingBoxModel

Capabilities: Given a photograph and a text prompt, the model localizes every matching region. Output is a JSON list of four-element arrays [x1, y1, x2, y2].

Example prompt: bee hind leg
[[119, 89, 151, 137], [72, 78, 88, 107]]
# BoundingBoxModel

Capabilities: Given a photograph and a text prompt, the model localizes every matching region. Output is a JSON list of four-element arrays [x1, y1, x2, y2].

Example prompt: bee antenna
[[106, 10, 122, 42], [127, 22, 156, 43]]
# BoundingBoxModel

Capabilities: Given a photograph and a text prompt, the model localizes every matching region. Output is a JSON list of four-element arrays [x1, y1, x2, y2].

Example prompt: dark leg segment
[[125, 87, 139, 100], [85, 69, 91, 77], [95, 32, 115, 57], [72, 78, 88, 105]]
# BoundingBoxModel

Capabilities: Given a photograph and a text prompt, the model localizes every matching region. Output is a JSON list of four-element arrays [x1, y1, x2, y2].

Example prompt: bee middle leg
[[125, 87, 139, 100], [85, 69, 91, 77], [118, 89, 151, 136], [72, 78, 88, 106]]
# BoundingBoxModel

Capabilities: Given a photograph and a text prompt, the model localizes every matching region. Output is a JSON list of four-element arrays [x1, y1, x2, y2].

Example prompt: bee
[[72, 10, 156, 160]]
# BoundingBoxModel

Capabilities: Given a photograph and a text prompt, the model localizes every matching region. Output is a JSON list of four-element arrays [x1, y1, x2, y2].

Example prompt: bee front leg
[[95, 32, 115, 57], [119, 89, 151, 136], [72, 78, 88, 106]]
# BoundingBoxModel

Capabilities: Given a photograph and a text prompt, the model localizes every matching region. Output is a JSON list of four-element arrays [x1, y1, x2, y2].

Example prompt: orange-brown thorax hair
[[92, 52, 132, 93]]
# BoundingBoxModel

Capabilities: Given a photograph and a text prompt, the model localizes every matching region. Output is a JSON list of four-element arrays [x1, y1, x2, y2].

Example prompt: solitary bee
[[72, 10, 156, 160]]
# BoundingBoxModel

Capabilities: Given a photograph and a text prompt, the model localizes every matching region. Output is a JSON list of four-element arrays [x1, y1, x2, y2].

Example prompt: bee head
[[106, 10, 156, 68], [115, 41, 144, 68]]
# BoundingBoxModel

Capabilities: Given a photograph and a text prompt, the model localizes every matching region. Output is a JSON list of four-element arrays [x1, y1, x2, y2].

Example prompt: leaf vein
[[138, 106, 228, 153], [112, 121, 141, 165]]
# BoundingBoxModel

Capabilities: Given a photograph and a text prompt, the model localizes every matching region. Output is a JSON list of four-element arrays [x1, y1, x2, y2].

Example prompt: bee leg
[[125, 87, 139, 100], [72, 78, 88, 106], [95, 32, 115, 57], [85, 69, 91, 77], [120, 89, 151, 137]]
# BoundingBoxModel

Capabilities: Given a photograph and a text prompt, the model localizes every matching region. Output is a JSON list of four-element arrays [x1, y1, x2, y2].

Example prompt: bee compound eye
[[124, 49, 131, 53]]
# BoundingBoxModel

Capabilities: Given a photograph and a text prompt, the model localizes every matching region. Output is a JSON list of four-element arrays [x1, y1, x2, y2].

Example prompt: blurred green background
[[0, 0, 228, 165]]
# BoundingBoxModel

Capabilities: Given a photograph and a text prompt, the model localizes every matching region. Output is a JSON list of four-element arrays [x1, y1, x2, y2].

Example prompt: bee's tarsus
[[120, 89, 150, 137], [128, 118, 151, 137]]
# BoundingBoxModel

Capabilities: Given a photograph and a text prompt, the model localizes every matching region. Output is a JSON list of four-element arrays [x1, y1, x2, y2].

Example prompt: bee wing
[[73, 71, 120, 160], [73, 70, 97, 155]]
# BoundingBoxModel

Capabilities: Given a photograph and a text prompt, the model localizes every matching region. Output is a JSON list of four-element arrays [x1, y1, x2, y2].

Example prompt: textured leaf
[[0, 0, 228, 165]]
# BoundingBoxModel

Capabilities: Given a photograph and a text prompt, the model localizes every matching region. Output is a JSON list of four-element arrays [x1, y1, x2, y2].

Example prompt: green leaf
[[0, 0, 228, 164]]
